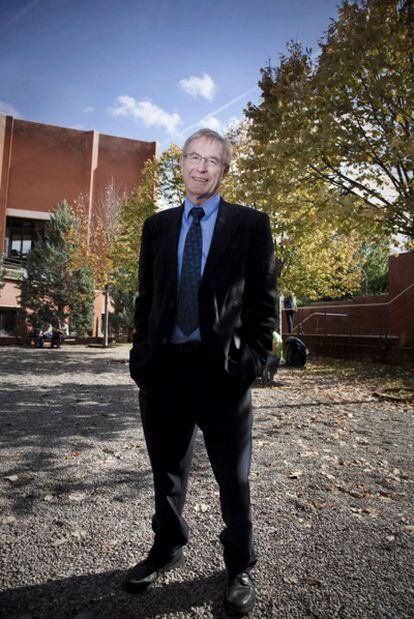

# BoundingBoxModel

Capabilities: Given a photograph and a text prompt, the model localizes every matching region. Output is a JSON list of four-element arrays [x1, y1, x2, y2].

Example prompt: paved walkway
[[0, 346, 413, 618]]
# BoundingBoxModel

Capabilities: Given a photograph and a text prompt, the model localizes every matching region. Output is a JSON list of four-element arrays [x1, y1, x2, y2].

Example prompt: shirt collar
[[184, 194, 220, 222]]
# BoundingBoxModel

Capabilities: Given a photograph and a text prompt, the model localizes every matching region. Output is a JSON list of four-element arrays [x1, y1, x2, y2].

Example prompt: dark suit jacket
[[130, 198, 277, 390]]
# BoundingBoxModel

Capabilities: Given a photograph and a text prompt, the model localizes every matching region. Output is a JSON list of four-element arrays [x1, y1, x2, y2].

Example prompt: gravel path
[[0, 345, 413, 619]]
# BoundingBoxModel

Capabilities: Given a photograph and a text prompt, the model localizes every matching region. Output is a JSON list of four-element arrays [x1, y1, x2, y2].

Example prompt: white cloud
[[109, 95, 181, 134], [179, 73, 217, 101], [83, 106, 94, 114], [201, 116, 222, 132], [0, 100, 20, 117]]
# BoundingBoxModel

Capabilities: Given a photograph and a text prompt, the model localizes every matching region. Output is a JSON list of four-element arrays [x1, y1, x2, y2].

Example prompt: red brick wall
[[94, 133, 155, 198], [0, 116, 156, 217], [289, 252, 414, 346], [388, 253, 414, 345], [0, 113, 157, 335], [6, 121, 94, 213]]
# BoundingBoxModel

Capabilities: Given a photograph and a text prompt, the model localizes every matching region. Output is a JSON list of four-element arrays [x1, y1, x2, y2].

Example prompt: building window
[[4, 217, 46, 264], [0, 309, 17, 336]]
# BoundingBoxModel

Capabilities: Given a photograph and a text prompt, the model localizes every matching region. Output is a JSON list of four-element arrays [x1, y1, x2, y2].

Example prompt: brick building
[[0, 113, 156, 338]]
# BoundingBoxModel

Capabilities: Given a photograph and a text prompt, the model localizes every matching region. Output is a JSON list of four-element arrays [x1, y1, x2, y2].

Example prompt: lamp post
[[103, 284, 110, 348]]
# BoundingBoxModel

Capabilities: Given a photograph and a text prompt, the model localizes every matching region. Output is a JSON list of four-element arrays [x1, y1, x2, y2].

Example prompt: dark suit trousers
[[138, 345, 256, 576]]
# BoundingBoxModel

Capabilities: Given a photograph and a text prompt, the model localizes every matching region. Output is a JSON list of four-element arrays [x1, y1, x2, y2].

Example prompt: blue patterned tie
[[176, 206, 205, 336]]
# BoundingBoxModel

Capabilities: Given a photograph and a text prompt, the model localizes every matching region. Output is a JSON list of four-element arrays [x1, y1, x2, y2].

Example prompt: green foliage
[[20, 201, 95, 335], [310, 0, 414, 239], [227, 0, 412, 301], [157, 144, 185, 208], [111, 145, 184, 295], [109, 288, 135, 338], [247, 0, 414, 240], [110, 158, 157, 295], [223, 115, 367, 301], [357, 239, 391, 295]]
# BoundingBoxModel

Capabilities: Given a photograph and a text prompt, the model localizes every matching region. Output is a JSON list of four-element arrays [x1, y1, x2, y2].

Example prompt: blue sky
[[0, 0, 340, 150]]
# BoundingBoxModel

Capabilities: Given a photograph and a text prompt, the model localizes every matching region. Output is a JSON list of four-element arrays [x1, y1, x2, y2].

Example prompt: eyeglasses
[[183, 152, 224, 169]]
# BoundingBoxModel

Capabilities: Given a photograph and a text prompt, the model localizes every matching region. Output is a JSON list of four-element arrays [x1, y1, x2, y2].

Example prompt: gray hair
[[182, 128, 232, 168]]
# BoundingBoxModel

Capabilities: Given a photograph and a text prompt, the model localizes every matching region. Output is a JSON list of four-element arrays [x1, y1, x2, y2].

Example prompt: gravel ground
[[0, 345, 413, 619]]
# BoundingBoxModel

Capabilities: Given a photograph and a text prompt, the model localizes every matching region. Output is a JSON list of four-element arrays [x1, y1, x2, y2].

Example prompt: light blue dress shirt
[[170, 194, 220, 343]]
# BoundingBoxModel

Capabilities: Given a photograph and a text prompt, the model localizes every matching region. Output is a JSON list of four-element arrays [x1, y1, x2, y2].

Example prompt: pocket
[[129, 345, 152, 387], [226, 341, 258, 390]]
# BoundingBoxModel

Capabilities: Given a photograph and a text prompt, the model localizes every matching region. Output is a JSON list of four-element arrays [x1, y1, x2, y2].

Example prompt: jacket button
[[168, 301, 175, 309]]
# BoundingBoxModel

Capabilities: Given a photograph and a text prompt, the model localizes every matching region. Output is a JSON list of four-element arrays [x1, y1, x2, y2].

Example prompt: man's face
[[180, 137, 228, 204]]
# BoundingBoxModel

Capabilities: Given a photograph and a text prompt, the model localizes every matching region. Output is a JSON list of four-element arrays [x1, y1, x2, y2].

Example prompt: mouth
[[191, 176, 208, 183]]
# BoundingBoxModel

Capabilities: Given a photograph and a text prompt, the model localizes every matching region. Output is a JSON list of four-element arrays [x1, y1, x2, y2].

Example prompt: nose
[[196, 156, 208, 171]]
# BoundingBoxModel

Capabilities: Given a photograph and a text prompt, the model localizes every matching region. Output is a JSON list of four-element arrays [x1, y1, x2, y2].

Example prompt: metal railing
[[283, 280, 413, 345]]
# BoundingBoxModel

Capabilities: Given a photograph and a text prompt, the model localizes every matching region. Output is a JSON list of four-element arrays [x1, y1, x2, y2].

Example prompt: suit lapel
[[201, 198, 241, 283], [163, 204, 184, 290]]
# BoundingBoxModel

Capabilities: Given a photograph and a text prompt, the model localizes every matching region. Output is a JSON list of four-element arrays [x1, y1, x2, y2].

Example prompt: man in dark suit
[[126, 128, 276, 616]]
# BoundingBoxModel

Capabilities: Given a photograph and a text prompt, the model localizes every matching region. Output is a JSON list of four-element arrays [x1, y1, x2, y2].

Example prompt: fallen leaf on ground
[[52, 537, 68, 547], [68, 492, 86, 502], [106, 539, 119, 547], [71, 528, 87, 539], [4, 475, 19, 483], [66, 450, 81, 460], [304, 576, 322, 587], [363, 507, 378, 517], [283, 575, 299, 584], [288, 471, 303, 479]]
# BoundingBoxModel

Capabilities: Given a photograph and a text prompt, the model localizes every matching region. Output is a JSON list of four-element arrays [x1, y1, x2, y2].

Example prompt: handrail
[[285, 280, 414, 312], [297, 311, 348, 327]]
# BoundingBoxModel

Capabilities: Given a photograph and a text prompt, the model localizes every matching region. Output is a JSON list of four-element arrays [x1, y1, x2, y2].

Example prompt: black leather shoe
[[123, 549, 184, 593], [224, 572, 256, 616]]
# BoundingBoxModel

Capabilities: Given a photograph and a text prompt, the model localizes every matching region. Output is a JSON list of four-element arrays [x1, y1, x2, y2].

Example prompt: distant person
[[37, 323, 53, 348], [283, 292, 297, 334], [285, 336, 309, 368], [260, 330, 283, 385], [28, 323, 39, 346], [51, 325, 64, 348]]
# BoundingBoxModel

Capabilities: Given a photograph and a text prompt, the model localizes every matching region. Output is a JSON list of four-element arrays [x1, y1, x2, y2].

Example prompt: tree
[[68, 181, 128, 345], [111, 145, 184, 295], [107, 146, 185, 338], [357, 239, 391, 295], [68, 180, 126, 290], [225, 109, 367, 301], [20, 201, 95, 334], [157, 143, 185, 209], [248, 0, 414, 240], [310, 0, 414, 239]]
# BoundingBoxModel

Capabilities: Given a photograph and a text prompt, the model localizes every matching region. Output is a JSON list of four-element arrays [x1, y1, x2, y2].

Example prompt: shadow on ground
[[0, 569, 226, 619]]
